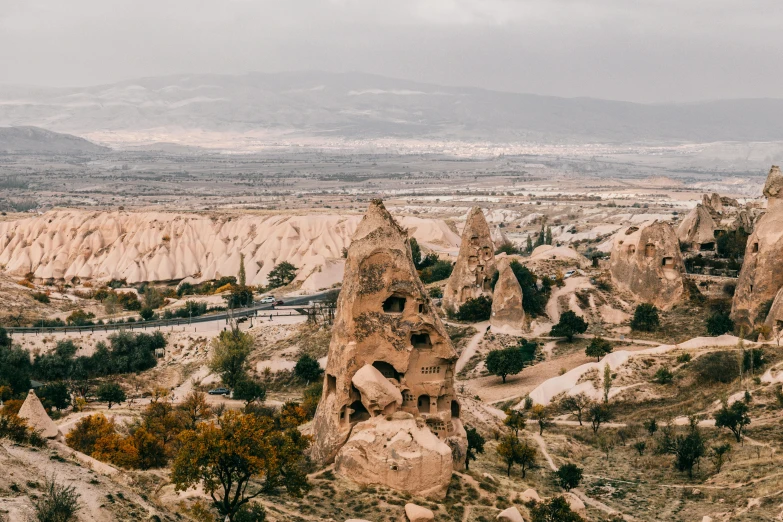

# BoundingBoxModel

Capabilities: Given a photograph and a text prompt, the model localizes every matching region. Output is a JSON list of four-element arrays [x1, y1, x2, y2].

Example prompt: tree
[[209, 328, 253, 389], [32, 475, 82, 522], [588, 403, 612, 434], [550, 311, 588, 342], [234, 378, 267, 405], [707, 311, 734, 336], [267, 262, 298, 289], [714, 400, 751, 442], [585, 337, 612, 361], [39, 382, 70, 411], [710, 443, 731, 472], [97, 383, 126, 409], [673, 424, 705, 478], [140, 307, 155, 321], [531, 405, 552, 435], [602, 364, 613, 403], [409, 238, 423, 268], [516, 439, 537, 478], [633, 440, 647, 456], [172, 410, 307, 521], [66, 309, 95, 326], [559, 393, 591, 426], [0, 340, 32, 394], [294, 354, 322, 383], [507, 261, 551, 317], [530, 496, 584, 522], [555, 463, 583, 491], [178, 391, 212, 431], [545, 226, 553, 245], [238, 254, 247, 287], [645, 418, 658, 436], [497, 433, 523, 476], [486, 342, 536, 383], [465, 426, 485, 470], [455, 295, 493, 322], [631, 304, 660, 332], [504, 410, 526, 435]]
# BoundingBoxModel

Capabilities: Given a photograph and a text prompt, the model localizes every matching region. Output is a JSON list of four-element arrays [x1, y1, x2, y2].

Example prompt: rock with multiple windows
[[609, 221, 685, 310], [311, 199, 466, 499], [442, 206, 498, 314]]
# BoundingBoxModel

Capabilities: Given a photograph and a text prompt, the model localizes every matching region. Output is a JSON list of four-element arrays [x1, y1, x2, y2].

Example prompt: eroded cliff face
[[732, 166, 783, 329], [442, 207, 497, 313], [311, 199, 465, 498], [609, 221, 684, 310]]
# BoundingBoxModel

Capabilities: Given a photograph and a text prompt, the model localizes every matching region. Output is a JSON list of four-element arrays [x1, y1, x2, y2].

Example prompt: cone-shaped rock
[[490, 258, 526, 334], [311, 199, 465, 496], [732, 166, 783, 329], [18, 389, 59, 439], [677, 204, 718, 252], [609, 221, 684, 310], [443, 207, 497, 313]]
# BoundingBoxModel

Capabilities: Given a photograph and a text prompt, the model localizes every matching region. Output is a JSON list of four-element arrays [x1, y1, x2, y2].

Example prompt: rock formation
[[609, 221, 685, 310], [678, 192, 756, 251], [677, 204, 719, 251], [760, 285, 783, 340], [17, 389, 60, 439], [0, 210, 460, 291], [496, 506, 524, 522], [490, 258, 526, 334], [443, 207, 497, 313], [405, 503, 435, 522], [732, 166, 783, 329], [311, 199, 466, 499]]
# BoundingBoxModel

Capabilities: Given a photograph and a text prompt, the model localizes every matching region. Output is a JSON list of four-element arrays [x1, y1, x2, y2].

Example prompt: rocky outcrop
[[443, 207, 497, 313], [609, 221, 685, 310], [18, 389, 60, 439], [311, 199, 465, 497], [679, 192, 756, 252], [0, 210, 460, 290], [677, 205, 718, 251], [490, 258, 526, 334], [405, 503, 435, 522], [732, 166, 783, 329], [761, 286, 783, 340], [496, 506, 524, 522]]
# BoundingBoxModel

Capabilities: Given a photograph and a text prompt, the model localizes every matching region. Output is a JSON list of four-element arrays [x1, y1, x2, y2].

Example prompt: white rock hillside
[[0, 210, 460, 290]]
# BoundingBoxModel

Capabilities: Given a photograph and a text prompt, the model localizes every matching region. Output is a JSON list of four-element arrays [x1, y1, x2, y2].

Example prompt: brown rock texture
[[443, 207, 497, 313], [679, 192, 757, 252], [609, 221, 685, 310], [490, 258, 526, 334], [677, 204, 718, 251], [311, 199, 465, 496], [732, 166, 783, 329], [18, 390, 60, 439], [761, 286, 783, 340]]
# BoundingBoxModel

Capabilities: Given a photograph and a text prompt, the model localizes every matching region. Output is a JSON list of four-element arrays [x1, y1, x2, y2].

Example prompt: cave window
[[700, 242, 715, 251], [625, 226, 639, 235], [383, 295, 406, 313], [752, 243, 759, 253], [402, 392, 416, 403], [777, 320, 783, 332], [662, 257, 674, 268], [627, 245, 636, 255], [418, 394, 431, 414], [339, 405, 347, 423], [372, 361, 399, 380], [418, 303, 428, 314], [349, 400, 370, 423], [411, 332, 432, 349], [390, 464, 398, 471], [644, 244, 656, 258], [326, 374, 336, 396], [451, 400, 460, 419]]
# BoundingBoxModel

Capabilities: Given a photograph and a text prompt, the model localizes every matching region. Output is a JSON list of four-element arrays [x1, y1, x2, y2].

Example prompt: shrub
[[428, 287, 443, 299], [455, 296, 492, 322], [233, 378, 266, 404], [693, 351, 739, 384], [31, 292, 50, 304], [530, 496, 583, 522], [420, 260, 454, 283], [676, 353, 692, 364], [140, 307, 155, 321], [555, 463, 583, 491], [31, 475, 81, 522], [706, 311, 734, 336], [294, 354, 323, 383], [550, 311, 588, 342], [631, 304, 659, 332], [653, 367, 674, 384]]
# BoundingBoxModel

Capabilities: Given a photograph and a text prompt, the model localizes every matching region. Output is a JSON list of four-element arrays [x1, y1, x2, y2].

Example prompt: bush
[[419, 260, 454, 283], [530, 496, 583, 522], [676, 353, 692, 364], [555, 463, 583, 491], [428, 287, 443, 299], [455, 296, 493, 322], [233, 378, 266, 404], [706, 311, 734, 336], [234, 504, 267, 522], [693, 351, 739, 384], [294, 354, 323, 383], [31, 292, 50, 304], [31, 475, 81, 522], [550, 311, 588, 342], [97, 383, 126, 409], [653, 367, 674, 384], [140, 307, 155, 321], [631, 304, 660, 332]]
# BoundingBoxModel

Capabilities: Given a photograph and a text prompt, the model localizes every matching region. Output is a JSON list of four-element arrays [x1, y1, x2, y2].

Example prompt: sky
[[0, 0, 781, 103]]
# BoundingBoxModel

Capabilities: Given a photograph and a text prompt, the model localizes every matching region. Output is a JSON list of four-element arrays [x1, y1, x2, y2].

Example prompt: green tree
[[631, 304, 660, 332], [465, 426, 485, 471], [559, 393, 591, 426], [550, 311, 588, 342], [531, 405, 552, 435], [455, 295, 493, 322], [238, 253, 247, 287], [97, 382, 126, 409], [140, 307, 155, 321], [515, 439, 537, 478], [504, 410, 526, 436], [267, 262, 298, 289], [673, 424, 706, 478], [706, 311, 734, 336], [234, 378, 267, 405], [39, 382, 70, 411], [585, 337, 612, 361], [526, 234, 534, 255], [555, 463, 583, 491], [714, 400, 751, 442], [294, 354, 323, 383], [497, 433, 523, 476], [143, 286, 164, 309], [508, 261, 550, 317], [530, 496, 584, 522], [602, 363, 613, 403], [209, 328, 253, 389], [588, 403, 612, 434], [710, 443, 731, 472], [419, 260, 454, 283], [409, 238, 423, 268], [545, 226, 553, 245], [485, 342, 536, 383]]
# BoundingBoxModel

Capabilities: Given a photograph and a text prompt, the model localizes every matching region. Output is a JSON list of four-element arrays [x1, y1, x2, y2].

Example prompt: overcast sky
[[0, 0, 781, 103]]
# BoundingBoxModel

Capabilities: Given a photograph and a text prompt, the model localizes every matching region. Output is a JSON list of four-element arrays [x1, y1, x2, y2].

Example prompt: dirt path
[[546, 276, 591, 323], [455, 321, 489, 373]]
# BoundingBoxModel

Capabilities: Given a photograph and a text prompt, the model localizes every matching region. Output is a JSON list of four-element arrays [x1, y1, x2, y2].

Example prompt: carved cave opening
[[411, 332, 432, 349], [662, 257, 674, 268], [383, 295, 406, 313], [451, 400, 460, 419], [349, 399, 370, 423], [373, 361, 401, 381], [418, 394, 431, 414]]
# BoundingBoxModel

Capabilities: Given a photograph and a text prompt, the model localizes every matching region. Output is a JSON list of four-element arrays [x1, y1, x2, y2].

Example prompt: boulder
[[565, 492, 586, 512], [609, 221, 685, 310], [351, 364, 403, 416], [701, 517, 713, 522], [336, 414, 454, 499], [17, 389, 59, 439], [311, 199, 465, 495], [497, 506, 524, 522], [520, 488, 541, 503], [490, 258, 526, 334], [443, 207, 497, 313], [733, 166, 783, 329], [405, 502, 435, 522]]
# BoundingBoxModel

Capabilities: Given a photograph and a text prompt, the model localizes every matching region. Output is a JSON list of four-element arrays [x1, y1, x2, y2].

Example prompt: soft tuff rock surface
[[0, 210, 459, 290], [490, 258, 526, 334], [17, 390, 60, 439], [496, 506, 524, 522], [404, 502, 436, 522], [678, 192, 755, 252], [443, 207, 497, 313], [609, 221, 685, 310], [335, 414, 454, 499], [733, 166, 783, 329], [311, 199, 466, 495], [677, 204, 718, 251]]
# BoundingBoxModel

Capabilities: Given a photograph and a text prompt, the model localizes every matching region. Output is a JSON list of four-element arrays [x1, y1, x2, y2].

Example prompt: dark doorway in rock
[[383, 295, 406, 313], [326, 374, 336, 396], [451, 400, 460, 419], [373, 361, 400, 380], [418, 303, 428, 314], [752, 242, 759, 253], [411, 332, 432, 349], [700, 242, 715, 251], [418, 394, 431, 414], [349, 400, 370, 423], [662, 257, 674, 268]]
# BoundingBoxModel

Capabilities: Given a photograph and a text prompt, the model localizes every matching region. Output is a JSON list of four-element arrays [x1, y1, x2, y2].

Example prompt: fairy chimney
[[609, 221, 685, 310], [732, 166, 783, 329], [490, 258, 526, 334], [17, 389, 60, 439], [442, 207, 497, 313], [311, 200, 466, 497]]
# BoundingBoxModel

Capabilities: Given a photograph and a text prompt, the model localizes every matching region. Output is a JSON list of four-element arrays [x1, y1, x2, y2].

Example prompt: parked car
[[564, 270, 577, 279], [275, 300, 284, 306], [208, 387, 230, 396], [260, 296, 275, 304]]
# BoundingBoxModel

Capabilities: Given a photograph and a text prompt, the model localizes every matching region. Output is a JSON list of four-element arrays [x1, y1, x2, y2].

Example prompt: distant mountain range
[[1, 71, 783, 143], [0, 126, 108, 154]]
